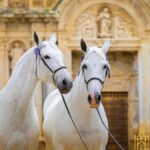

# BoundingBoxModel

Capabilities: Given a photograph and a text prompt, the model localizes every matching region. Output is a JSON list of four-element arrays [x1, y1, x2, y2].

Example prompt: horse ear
[[80, 38, 87, 52], [101, 39, 110, 55], [49, 33, 57, 44], [33, 31, 42, 46]]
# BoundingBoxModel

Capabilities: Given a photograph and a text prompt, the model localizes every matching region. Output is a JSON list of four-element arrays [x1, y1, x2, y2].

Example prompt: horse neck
[[67, 72, 91, 115], [1, 48, 37, 119]]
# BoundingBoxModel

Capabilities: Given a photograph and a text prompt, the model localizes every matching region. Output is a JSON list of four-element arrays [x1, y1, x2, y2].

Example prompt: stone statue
[[9, 42, 24, 71], [97, 7, 112, 38]]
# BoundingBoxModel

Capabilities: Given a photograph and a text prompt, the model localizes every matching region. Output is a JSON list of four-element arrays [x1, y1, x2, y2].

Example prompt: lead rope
[[96, 108, 125, 150], [60, 92, 88, 150]]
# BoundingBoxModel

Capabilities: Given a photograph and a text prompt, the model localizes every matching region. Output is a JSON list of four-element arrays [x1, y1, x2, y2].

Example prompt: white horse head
[[33, 31, 72, 93], [80, 39, 110, 108]]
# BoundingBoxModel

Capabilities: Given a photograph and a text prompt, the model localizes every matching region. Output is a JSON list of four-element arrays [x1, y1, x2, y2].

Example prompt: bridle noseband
[[84, 75, 105, 88], [34, 45, 67, 84], [82, 69, 107, 90]]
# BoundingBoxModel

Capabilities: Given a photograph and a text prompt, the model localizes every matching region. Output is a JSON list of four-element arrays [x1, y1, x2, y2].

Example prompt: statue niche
[[97, 7, 112, 38], [9, 42, 25, 75]]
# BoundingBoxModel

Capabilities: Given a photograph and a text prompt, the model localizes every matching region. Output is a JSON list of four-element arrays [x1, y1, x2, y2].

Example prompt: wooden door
[[102, 92, 128, 150]]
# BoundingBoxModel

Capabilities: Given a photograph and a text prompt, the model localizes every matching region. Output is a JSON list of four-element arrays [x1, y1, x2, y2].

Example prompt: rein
[[96, 108, 125, 150], [60, 92, 88, 150], [34, 45, 67, 84]]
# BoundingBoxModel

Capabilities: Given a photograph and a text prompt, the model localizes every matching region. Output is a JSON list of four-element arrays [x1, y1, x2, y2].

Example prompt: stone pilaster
[[0, 23, 8, 89], [139, 30, 150, 134]]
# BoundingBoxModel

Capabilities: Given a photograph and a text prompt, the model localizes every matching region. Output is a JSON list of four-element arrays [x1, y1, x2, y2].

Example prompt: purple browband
[[34, 45, 46, 65]]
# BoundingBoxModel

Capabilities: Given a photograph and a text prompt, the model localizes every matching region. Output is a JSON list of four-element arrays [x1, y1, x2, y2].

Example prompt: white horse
[[0, 32, 72, 150], [43, 39, 110, 150]]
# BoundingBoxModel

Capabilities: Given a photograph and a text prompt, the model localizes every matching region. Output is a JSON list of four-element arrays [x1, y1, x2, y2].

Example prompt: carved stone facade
[[0, 0, 150, 150], [75, 4, 138, 39]]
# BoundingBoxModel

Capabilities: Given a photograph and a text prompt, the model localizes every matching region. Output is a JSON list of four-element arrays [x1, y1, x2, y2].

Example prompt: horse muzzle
[[57, 79, 73, 94], [88, 93, 101, 108]]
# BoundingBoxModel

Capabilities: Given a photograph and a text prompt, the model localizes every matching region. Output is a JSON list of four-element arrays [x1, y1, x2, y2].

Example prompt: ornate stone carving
[[75, 12, 95, 38], [74, 4, 138, 38], [8, 0, 28, 8], [97, 7, 112, 38], [9, 42, 25, 75]]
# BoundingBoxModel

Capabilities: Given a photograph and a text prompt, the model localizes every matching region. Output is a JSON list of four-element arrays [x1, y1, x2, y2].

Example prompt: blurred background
[[0, 0, 150, 149]]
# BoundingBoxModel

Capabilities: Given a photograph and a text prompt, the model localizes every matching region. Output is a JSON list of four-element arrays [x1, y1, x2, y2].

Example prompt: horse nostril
[[62, 79, 67, 86], [88, 95, 92, 104], [97, 95, 101, 101]]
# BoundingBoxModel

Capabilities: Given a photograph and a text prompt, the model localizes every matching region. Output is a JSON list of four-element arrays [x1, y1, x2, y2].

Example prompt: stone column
[[139, 34, 150, 134]]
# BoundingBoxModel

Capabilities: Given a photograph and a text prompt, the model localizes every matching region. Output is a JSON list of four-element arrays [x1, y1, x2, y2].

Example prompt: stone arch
[[58, 0, 148, 37]]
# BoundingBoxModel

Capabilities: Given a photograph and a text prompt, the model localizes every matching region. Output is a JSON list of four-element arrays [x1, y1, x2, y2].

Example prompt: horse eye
[[82, 64, 87, 70], [44, 55, 50, 59]]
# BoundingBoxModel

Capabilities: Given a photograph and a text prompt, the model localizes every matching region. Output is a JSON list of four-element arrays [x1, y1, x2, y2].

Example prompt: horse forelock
[[83, 47, 106, 62]]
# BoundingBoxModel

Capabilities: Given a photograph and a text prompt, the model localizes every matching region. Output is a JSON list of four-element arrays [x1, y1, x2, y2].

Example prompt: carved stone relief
[[75, 12, 95, 38], [9, 42, 25, 75], [8, 0, 28, 8], [74, 4, 138, 38]]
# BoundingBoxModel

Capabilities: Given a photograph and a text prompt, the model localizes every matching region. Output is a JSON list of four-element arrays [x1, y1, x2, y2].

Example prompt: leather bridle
[[82, 67, 109, 90], [34, 45, 67, 85]]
